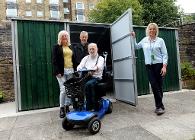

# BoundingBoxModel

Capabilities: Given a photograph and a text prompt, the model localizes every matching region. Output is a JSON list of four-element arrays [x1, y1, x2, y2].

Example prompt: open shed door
[[111, 9, 137, 106]]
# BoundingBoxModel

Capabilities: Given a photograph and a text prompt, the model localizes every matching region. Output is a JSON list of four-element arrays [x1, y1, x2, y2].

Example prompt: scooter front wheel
[[62, 117, 74, 130], [88, 117, 101, 134]]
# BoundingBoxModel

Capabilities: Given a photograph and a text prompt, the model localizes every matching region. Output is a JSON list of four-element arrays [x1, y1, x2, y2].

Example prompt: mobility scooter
[[62, 52, 113, 134]]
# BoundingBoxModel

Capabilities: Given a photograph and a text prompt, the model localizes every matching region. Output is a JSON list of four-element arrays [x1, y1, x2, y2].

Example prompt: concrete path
[[0, 90, 195, 140]]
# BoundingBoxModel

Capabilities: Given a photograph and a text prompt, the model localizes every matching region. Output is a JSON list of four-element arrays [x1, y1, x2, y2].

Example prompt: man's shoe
[[60, 107, 65, 118], [155, 108, 165, 115]]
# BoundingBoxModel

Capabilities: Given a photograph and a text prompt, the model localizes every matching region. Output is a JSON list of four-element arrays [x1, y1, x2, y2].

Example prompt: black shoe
[[155, 108, 165, 115], [65, 105, 70, 113], [60, 107, 65, 118]]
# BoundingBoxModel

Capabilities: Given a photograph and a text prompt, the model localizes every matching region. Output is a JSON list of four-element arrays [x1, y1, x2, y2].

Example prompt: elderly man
[[73, 31, 89, 70], [77, 43, 104, 111]]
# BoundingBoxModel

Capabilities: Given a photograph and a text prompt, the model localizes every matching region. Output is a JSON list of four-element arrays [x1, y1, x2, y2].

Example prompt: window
[[6, 8, 17, 17], [50, 10, 59, 19], [76, 14, 85, 22], [49, 0, 59, 4], [64, 8, 69, 14], [76, 2, 84, 9], [37, 11, 43, 17], [25, 11, 32, 17], [6, 0, 16, 2], [63, 0, 68, 3], [26, 0, 31, 3], [64, 19, 69, 21], [89, 3, 94, 10], [36, 0, 42, 3]]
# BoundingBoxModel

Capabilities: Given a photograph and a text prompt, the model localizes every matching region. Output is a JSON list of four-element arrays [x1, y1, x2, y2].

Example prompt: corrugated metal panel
[[159, 28, 180, 91], [133, 26, 180, 95], [133, 27, 150, 95], [16, 20, 64, 111]]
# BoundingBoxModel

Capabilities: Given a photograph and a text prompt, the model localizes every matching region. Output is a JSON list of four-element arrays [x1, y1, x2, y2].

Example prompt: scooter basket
[[64, 75, 90, 110]]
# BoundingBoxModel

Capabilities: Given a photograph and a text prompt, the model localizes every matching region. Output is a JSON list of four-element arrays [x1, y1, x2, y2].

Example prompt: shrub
[[181, 62, 195, 80], [0, 90, 3, 102]]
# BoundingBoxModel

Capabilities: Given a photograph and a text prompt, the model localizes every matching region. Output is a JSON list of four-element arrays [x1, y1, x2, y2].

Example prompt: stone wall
[[178, 23, 195, 66], [0, 21, 14, 102]]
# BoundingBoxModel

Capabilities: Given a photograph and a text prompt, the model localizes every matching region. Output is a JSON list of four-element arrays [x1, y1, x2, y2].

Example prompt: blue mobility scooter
[[62, 52, 113, 134]]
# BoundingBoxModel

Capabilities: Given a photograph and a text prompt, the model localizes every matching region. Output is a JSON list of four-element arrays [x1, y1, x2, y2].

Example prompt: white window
[[36, 0, 42, 3], [49, 0, 59, 4], [76, 2, 84, 9], [64, 8, 69, 14], [76, 14, 85, 22], [37, 11, 43, 17], [63, 0, 68, 3], [6, 0, 16, 2], [89, 3, 94, 10], [26, 0, 31, 3], [64, 19, 69, 21], [6, 8, 17, 17], [50, 10, 59, 19], [25, 11, 32, 17]]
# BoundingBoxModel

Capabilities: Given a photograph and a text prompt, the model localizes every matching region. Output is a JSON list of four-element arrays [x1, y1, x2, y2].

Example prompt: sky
[[175, 0, 195, 13]]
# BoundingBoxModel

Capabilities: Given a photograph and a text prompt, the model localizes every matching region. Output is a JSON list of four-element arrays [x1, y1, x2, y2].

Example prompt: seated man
[[77, 43, 104, 111]]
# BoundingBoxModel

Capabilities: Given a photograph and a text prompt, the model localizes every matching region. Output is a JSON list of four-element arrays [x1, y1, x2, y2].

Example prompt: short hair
[[57, 30, 71, 46], [88, 43, 97, 49], [80, 31, 88, 37], [145, 23, 159, 37]]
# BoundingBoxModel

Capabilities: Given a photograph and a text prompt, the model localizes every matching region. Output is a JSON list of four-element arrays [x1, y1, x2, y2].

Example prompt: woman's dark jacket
[[52, 44, 75, 76]]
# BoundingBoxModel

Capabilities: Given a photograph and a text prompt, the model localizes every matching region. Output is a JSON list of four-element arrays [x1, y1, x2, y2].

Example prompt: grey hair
[[145, 23, 159, 37], [88, 43, 97, 49], [80, 31, 88, 37], [57, 30, 71, 46]]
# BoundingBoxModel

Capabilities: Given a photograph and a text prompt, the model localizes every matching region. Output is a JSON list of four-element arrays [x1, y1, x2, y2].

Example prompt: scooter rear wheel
[[106, 101, 113, 114]]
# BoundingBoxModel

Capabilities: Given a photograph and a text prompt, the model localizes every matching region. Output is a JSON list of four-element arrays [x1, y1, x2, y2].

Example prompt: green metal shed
[[12, 11, 181, 111]]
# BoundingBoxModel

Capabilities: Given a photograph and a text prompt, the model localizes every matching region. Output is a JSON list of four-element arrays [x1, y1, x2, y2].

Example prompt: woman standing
[[132, 23, 168, 115], [52, 30, 75, 118]]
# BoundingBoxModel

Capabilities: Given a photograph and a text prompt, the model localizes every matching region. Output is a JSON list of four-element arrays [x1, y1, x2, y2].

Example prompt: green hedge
[[181, 62, 195, 80], [0, 91, 3, 102]]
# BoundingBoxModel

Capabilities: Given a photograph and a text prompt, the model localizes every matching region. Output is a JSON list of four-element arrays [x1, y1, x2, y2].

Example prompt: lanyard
[[150, 40, 155, 62]]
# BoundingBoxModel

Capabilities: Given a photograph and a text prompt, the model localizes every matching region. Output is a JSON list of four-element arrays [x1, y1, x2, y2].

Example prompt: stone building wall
[[178, 23, 195, 66], [71, 0, 99, 21], [0, 0, 6, 23], [0, 21, 14, 102]]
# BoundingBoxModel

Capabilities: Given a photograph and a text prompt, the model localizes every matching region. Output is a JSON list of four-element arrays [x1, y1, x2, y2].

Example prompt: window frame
[[25, 0, 31, 3], [50, 10, 60, 19], [49, 0, 59, 5], [76, 14, 85, 22], [6, 8, 18, 17], [76, 2, 84, 9], [36, 0, 43, 4], [37, 11, 43, 17], [25, 11, 32, 17]]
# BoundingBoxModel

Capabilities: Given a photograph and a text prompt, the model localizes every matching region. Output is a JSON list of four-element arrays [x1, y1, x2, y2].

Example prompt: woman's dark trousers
[[146, 63, 165, 110]]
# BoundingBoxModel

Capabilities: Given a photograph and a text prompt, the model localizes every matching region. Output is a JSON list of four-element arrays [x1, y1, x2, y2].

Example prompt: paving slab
[[102, 125, 161, 140], [0, 90, 195, 140], [0, 116, 16, 131], [0, 130, 11, 140]]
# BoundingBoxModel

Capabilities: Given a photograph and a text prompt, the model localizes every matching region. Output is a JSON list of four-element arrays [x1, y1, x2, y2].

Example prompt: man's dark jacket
[[73, 43, 88, 70]]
